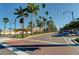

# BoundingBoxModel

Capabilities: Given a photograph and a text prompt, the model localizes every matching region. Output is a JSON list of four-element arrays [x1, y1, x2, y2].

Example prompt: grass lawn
[[15, 33, 39, 38], [15, 32, 50, 38]]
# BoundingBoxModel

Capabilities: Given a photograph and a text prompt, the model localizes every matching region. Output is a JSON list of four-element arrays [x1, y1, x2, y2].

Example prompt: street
[[0, 33, 79, 55]]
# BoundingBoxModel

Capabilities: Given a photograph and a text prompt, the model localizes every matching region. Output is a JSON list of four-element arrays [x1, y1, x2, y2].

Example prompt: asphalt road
[[1, 33, 79, 55], [0, 45, 16, 55]]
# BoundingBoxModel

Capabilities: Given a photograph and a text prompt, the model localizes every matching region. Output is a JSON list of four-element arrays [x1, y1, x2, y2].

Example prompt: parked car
[[57, 31, 70, 36], [75, 31, 79, 35]]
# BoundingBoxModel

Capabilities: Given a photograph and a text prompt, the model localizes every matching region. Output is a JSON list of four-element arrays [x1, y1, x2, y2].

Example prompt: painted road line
[[63, 37, 70, 44], [2, 44, 29, 55]]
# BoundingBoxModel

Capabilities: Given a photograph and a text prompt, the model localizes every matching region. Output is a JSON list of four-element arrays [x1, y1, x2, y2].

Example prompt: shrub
[[75, 38, 79, 43]]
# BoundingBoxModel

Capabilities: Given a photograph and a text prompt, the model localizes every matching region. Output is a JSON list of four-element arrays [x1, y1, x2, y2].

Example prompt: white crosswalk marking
[[1, 44, 29, 55], [63, 37, 79, 52]]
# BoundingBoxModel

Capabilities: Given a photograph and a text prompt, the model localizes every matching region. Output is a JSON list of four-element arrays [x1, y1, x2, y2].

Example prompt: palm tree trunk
[[14, 19, 16, 38], [31, 14, 33, 35], [21, 22, 24, 38], [39, 27, 40, 34], [4, 24, 6, 36], [10, 21, 11, 35]]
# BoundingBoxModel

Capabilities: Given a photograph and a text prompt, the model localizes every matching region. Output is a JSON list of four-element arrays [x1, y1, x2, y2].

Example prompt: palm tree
[[3, 17, 9, 36], [42, 17, 47, 32], [26, 3, 39, 35], [47, 20, 57, 32], [14, 19, 16, 37], [47, 20, 54, 32], [14, 6, 28, 38], [36, 19, 44, 34], [36, 19, 40, 33], [42, 3, 46, 17], [28, 21, 35, 31], [39, 19, 44, 33], [45, 11, 49, 20], [9, 20, 11, 35], [49, 16, 52, 19]]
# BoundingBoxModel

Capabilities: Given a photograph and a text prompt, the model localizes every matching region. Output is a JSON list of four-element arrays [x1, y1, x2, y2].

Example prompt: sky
[[0, 3, 79, 30]]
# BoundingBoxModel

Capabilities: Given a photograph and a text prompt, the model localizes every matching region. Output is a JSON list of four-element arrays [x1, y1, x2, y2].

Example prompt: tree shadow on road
[[9, 44, 79, 51], [16, 47, 40, 51]]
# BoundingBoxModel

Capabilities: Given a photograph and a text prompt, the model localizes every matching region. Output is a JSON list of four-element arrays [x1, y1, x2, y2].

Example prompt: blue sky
[[0, 3, 79, 30]]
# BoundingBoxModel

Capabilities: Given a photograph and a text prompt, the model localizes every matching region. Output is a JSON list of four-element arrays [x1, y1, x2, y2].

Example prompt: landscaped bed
[[74, 38, 79, 43]]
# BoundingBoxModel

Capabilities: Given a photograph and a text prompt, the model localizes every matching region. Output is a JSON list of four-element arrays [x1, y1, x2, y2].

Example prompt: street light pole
[[63, 11, 75, 34]]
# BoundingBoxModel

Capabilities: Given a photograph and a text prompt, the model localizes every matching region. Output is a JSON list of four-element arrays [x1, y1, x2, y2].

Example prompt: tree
[[26, 3, 39, 35], [3, 17, 9, 36], [60, 20, 79, 33], [47, 20, 57, 32], [42, 17, 47, 32], [9, 20, 12, 35], [14, 6, 28, 38], [28, 21, 35, 31], [36, 19, 40, 33]]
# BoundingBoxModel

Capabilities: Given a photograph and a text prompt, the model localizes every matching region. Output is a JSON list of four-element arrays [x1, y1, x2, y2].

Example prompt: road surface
[[0, 33, 79, 55]]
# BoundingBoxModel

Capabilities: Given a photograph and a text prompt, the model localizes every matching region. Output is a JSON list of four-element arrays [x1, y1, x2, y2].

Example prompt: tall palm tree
[[36, 19, 44, 33], [42, 17, 47, 32], [3, 17, 9, 36], [45, 11, 49, 20], [9, 20, 12, 35], [49, 16, 52, 19], [14, 6, 28, 38], [26, 3, 39, 35], [47, 20, 57, 32], [36, 19, 40, 33], [42, 3, 46, 17]]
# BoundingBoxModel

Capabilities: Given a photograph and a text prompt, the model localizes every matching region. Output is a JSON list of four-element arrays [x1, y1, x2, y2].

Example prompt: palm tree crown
[[3, 17, 9, 24], [14, 6, 28, 19], [26, 3, 39, 15]]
